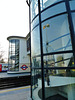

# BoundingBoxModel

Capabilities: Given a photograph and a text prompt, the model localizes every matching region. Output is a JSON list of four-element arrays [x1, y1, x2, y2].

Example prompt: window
[[8, 39, 19, 71], [27, 38, 30, 52], [42, 14, 72, 54]]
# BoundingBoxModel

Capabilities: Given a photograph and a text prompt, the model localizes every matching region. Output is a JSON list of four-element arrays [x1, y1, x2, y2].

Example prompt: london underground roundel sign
[[21, 65, 28, 70]]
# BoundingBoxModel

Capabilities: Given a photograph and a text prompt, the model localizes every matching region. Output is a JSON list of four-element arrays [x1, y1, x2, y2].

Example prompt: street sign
[[21, 65, 28, 70]]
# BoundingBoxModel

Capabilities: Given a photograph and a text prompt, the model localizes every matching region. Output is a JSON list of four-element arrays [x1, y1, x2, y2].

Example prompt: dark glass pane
[[71, 13, 75, 34], [27, 38, 30, 51], [11, 39, 15, 43]]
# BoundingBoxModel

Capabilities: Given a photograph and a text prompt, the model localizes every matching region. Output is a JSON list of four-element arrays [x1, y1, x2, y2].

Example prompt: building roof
[[7, 33, 30, 40], [26, 32, 30, 39], [7, 36, 26, 40]]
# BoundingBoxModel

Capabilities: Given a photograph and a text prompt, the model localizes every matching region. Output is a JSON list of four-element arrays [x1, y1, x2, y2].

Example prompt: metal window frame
[[38, 0, 45, 99], [28, 0, 75, 100]]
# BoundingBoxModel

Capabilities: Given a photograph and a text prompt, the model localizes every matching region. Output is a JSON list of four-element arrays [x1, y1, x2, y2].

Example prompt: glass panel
[[9, 47, 11, 53], [32, 57, 41, 68], [32, 69, 42, 100], [12, 43, 15, 46], [12, 47, 15, 52], [31, 0, 38, 20], [15, 40, 19, 45], [8, 39, 19, 71], [31, 26, 41, 57], [27, 38, 30, 51], [41, 2, 66, 21], [31, 16, 39, 30], [44, 69, 75, 100], [43, 53, 74, 68], [71, 13, 75, 34], [40, 0, 63, 11], [69, 0, 75, 10], [9, 40, 12, 44], [11, 40, 15, 43], [42, 14, 72, 54]]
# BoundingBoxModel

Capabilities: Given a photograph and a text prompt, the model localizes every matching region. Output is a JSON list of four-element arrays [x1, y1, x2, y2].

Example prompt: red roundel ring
[[21, 65, 28, 70]]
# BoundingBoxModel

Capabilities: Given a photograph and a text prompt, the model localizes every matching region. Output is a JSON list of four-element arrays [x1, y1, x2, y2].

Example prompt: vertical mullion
[[38, 0, 45, 100], [29, 0, 32, 98]]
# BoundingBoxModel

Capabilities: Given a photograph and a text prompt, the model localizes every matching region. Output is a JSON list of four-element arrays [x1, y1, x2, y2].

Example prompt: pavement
[[0, 86, 32, 100], [0, 72, 30, 78]]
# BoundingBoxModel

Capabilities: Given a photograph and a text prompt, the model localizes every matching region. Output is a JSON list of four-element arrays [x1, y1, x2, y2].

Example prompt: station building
[[7, 33, 30, 73], [27, 0, 75, 100]]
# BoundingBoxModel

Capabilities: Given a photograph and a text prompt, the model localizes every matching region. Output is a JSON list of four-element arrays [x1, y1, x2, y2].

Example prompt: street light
[[43, 24, 50, 85], [43, 24, 50, 53]]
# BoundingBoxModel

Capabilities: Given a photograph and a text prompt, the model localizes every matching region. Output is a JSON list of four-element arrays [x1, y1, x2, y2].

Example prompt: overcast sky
[[0, 0, 29, 62]]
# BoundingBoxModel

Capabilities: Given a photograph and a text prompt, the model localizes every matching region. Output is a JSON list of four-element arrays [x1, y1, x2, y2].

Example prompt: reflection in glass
[[44, 70, 75, 100], [31, 26, 40, 57], [30, 0, 75, 100], [42, 14, 72, 54], [69, 0, 75, 10], [32, 57, 41, 68], [32, 69, 42, 100], [31, 16, 39, 30], [31, 0, 38, 20], [40, 0, 62, 11], [44, 53, 74, 68], [41, 2, 66, 21], [71, 13, 75, 34]]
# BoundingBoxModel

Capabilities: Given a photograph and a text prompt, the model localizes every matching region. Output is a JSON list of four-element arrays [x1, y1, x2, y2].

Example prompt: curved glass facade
[[30, 0, 75, 100], [8, 39, 19, 71]]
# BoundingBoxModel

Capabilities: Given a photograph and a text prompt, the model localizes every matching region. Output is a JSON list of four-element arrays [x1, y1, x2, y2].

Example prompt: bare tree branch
[[0, 44, 5, 63]]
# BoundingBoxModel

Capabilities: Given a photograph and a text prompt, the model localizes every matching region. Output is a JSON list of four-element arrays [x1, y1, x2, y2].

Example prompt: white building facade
[[7, 34, 30, 73]]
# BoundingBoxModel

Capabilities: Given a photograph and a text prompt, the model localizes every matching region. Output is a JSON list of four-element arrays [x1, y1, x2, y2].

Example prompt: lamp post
[[43, 24, 50, 62], [43, 24, 50, 53], [43, 24, 50, 85]]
